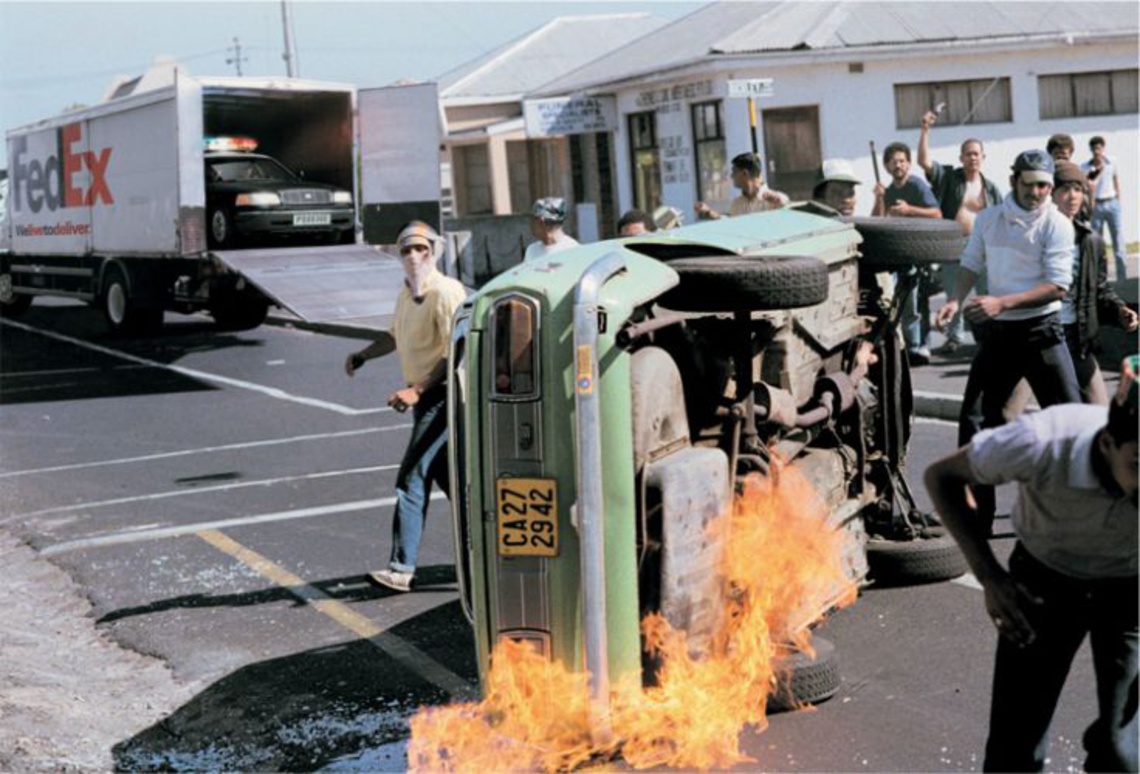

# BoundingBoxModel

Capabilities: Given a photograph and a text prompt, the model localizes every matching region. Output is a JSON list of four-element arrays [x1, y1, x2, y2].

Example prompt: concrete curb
[[914, 390, 964, 422]]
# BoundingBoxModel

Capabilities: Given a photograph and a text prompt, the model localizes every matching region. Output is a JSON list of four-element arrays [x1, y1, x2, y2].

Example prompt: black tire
[[209, 208, 239, 249], [101, 265, 163, 336], [846, 217, 965, 269], [866, 528, 968, 587], [768, 637, 841, 713], [0, 272, 33, 317], [658, 255, 830, 312], [210, 287, 270, 331]]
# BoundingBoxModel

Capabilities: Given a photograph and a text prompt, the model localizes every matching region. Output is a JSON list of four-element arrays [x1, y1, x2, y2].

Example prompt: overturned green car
[[445, 205, 966, 705]]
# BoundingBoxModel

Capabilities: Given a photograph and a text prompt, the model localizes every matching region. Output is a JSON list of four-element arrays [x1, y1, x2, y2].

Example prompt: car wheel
[[767, 637, 841, 713], [658, 255, 830, 312], [846, 217, 966, 269], [209, 209, 238, 248], [0, 272, 33, 317], [866, 528, 968, 587], [101, 265, 163, 336]]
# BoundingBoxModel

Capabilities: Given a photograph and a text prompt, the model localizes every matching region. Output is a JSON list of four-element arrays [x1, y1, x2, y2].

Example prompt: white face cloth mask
[[402, 250, 436, 296]]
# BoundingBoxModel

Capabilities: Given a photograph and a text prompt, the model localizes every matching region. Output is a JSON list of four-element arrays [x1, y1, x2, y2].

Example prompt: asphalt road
[[0, 300, 1101, 772]]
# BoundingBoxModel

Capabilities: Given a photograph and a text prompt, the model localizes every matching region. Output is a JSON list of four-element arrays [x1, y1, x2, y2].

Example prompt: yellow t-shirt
[[391, 270, 468, 386]]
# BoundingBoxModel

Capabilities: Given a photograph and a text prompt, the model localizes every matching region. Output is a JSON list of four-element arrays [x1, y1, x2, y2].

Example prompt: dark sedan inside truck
[[204, 137, 354, 248]]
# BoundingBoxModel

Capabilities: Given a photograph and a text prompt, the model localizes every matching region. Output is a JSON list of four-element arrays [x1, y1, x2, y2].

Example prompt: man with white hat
[[811, 159, 861, 217], [524, 197, 579, 262], [344, 221, 468, 592]]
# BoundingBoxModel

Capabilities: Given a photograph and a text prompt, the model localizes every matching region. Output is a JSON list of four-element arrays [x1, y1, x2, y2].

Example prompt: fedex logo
[[11, 122, 114, 213]]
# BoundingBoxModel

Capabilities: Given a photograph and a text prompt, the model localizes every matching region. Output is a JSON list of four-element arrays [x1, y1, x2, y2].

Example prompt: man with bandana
[[344, 221, 467, 592]]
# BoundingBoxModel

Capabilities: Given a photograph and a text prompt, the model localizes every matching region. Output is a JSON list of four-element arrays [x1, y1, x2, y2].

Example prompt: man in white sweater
[[935, 149, 1081, 535]]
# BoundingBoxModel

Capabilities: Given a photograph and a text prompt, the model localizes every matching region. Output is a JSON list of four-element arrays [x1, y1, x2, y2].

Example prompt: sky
[[0, 0, 704, 168]]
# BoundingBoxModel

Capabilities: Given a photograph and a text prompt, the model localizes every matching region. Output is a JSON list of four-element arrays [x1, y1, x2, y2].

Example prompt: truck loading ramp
[[212, 244, 405, 337]]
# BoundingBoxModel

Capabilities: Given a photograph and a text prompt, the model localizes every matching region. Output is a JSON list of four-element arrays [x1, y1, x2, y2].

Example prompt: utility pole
[[226, 37, 247, 76], [280, 0, 299, 77]]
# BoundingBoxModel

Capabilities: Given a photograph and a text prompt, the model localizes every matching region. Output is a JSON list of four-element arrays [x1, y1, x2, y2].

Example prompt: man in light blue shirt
[[936, 149, 1081, 535]]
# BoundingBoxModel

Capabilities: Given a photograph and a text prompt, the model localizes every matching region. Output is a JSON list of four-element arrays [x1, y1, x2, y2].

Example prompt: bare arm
[[344, 332, 397, 377], [924, 449, 1040, 646], [917, 111, 936, 176], [888, 200, 942, 219]]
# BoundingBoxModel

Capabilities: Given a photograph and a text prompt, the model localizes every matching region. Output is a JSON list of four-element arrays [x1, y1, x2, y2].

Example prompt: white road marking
[[0, 317, 389, 416], [38, 491, 447, 556], [0, 425, 412, 479], [10, 464, 402, 519], [914, 416, 959, 428], [951, 572, 983, 591]]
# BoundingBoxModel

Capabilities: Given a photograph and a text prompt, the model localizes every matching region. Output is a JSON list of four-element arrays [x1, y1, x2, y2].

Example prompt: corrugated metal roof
[[535, 1, 1139, 95], [437, 13, 670, 101]]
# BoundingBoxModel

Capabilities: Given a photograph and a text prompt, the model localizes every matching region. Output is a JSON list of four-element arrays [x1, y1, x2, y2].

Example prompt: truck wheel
[[0, 272, 33, 317], [768, 637, 841, 713], [210, 288, 269, 331], [101, 265, 163, 336], [209, 209, 239, 248], [866, 529, 967, 586], [658, 255, 829, 312], [846, 217, 965, 269]]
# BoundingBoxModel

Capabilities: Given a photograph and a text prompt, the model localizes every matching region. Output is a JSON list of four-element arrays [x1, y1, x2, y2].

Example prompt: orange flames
[[408, 464, 857, 772]]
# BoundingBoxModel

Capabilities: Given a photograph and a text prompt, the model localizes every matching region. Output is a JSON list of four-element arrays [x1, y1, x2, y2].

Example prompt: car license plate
[[497, 477, 558, 557], [293, 212, 331, 226]]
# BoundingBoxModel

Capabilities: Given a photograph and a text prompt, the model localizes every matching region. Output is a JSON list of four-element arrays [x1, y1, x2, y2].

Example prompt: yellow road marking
[[197, 529, 474, 697]]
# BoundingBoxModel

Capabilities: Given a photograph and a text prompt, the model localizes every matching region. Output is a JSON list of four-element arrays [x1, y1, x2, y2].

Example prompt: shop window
[[894, 77, 1012, 129], [692, 101, 728, 205], [628, 111, 661, 212]]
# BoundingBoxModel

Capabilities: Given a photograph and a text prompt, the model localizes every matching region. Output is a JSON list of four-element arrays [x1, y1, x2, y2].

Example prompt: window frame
[[1037, 68, 1139, 120], [690, 100, 728, 204], [627, 111, 662, 213], [894, 77, 1013, 129]]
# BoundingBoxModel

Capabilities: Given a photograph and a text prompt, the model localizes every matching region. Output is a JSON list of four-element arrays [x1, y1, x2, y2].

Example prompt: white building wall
[[610, 39, 1138, 243]]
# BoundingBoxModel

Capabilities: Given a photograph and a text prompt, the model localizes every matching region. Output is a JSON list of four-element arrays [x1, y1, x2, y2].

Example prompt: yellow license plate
[[496, 477, 558, 557]]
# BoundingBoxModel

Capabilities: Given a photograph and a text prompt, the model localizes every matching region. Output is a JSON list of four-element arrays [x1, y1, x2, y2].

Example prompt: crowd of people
[[345, 124, 1136, 771]]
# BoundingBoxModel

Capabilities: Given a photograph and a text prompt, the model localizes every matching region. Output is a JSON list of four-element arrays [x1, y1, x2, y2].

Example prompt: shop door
[[762, 106, 821, 201]]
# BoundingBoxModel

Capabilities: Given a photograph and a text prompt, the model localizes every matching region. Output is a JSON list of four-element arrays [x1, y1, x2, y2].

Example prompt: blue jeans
[[984, 545, 1138, 772], [1090, 198, 1127, 281], [896, 269, 926, 352], [388, 385, 449, 573]]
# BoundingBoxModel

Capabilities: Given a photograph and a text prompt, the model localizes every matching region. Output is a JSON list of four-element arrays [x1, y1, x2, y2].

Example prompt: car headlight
[[235, 192, 281, 206], [332, 191, 353, 204]]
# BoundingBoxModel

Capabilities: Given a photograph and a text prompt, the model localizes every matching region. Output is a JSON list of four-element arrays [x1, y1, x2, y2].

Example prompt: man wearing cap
[[694, 152, 789, 220], [812, 159, 861, 217], [925, 361, 1138, 772], [344, 221, 468, 592], [918, 110, 1004, 353], [1082, 136, 1127, 282], [936, 149, 1082, 536], [1053, 159, 1138, 405], [524, 197, 579, 262]]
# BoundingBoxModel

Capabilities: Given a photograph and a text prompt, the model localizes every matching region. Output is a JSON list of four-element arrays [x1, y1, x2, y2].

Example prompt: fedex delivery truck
[[0, 73, 441, 334]]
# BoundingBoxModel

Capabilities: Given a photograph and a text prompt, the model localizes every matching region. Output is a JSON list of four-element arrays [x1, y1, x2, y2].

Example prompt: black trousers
[[984, 545, 1139, 772], [956, 313, 1081, 519]]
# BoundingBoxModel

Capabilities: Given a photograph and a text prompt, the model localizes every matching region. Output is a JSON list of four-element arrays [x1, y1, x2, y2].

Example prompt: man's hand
[[921, 110, 938, 130], [694, 201, 718, 220], [1121, 306, 1139, 332], [964, 295, 1006, 324], [936, 299, 960, 330], [388, 386, 421, 413], [888, 201, 911, 217], [344, 352, 366, 377], [982, 570, 1043, 647]]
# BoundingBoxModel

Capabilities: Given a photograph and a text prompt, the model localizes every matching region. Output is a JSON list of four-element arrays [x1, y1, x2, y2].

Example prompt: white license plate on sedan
[[293, 212, 331, 226]]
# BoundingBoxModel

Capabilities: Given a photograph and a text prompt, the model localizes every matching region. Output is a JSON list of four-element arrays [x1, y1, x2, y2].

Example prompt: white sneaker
[[368, 569, 414, 592]]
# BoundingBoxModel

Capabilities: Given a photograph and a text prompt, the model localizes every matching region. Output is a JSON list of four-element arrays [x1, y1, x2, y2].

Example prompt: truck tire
[[101, 265, 163, 336], [209, 208, 240, 249], [0, 272, 33, 317], [210, 287, 270, 331], [866, 529, 968, 586], [768, 637, 841, 713], [658, 255, 830, 312], [846, 217, 965, 269]]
